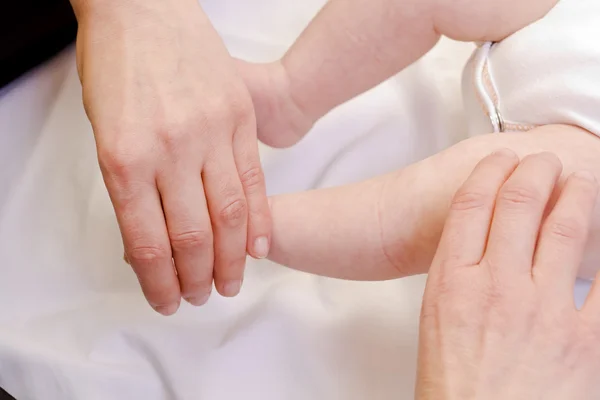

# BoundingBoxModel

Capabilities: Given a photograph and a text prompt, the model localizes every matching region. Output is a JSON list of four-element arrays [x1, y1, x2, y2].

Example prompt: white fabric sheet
[[0, 0, 592, 398]]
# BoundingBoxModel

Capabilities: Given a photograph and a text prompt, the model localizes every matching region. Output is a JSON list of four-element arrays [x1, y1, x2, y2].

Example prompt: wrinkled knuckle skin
[[450, 189, 492, 212], [169, 230, 212, 252], [546, 219, 585, 244], [219, 199, 248, 228], [127, 245, 171, 266], [240, 165, 264, 193], [498, 185, 542, 209]]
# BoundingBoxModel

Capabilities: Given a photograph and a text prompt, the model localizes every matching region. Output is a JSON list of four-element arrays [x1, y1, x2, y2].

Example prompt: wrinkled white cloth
[[0, 0, 592, 399]]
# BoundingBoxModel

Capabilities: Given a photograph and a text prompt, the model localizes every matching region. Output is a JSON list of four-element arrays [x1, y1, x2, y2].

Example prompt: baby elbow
[[432, 0, 559, 42]]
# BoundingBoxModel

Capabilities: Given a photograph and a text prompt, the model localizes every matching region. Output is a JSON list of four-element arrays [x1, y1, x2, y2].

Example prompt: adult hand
[[417, 150, 600, 399], [73, 0, 271, 315]]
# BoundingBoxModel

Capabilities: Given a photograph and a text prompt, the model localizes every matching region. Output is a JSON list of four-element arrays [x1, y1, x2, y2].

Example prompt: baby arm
[[268, 125, 600, 280], [241, 0, 558, 147]]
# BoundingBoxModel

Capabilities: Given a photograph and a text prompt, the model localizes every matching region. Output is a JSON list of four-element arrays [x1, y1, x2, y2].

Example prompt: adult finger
[[106, 176, 181, 316], [203, 151, 248, 298], [535, 171, 598, 302], [158, 170, 214, 307], [233, 120, 272, 260], [433, 149, 519, 270], [483, 152, 562, 277]]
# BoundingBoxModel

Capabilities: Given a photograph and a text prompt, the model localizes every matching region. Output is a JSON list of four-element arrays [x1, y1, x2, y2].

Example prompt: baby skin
[[267, 126, 600, 281], [238, 0, 559, 147], [241, 0, 600, 280]]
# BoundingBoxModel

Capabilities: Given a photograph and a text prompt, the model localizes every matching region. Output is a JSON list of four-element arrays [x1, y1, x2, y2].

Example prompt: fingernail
[[184, 292, 211, 307], [574, 170, 596, 183], [223, 280, 242, 297], [254, 236, 270, 259], [123, 253, 130, 265], [154, 303, 179, 316]]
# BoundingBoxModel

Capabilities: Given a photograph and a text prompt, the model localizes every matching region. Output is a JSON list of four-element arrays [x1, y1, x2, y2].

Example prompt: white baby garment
[[463, 0, 600, 136]]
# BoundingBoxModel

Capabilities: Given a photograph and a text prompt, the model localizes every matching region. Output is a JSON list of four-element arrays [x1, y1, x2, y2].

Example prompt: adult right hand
[[417, 150, 600, 399], [71, 0, 272, 315]]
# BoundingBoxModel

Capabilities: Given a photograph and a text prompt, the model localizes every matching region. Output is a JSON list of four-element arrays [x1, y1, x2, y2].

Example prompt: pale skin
[[67, 0, 573, 317], [69, 0, 272, 315], [267, 125, 600, 281], [239, 0, 559, 147], [254, 3, 600, 390], [417, 151, 600, 399], [68, 0, 598, 393], [241, 0, 600, 282]]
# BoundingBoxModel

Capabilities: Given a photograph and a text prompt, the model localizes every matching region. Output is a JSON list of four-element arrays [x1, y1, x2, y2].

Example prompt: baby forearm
[[380, 126, 600, 279], [267, 176, 400, 280], [266, 154, 444, 280], [282, 0, 438, 122], [269, 125, 600, 280]]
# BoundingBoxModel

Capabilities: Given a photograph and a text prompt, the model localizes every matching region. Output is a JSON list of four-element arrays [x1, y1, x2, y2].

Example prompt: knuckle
[[546, 218, 585, 243], [498, 185, 542, 208], [572, 173, 598, 189], [127, 245, 170, 266], [219, 199, 248, 228], [209, 86, 254, 125], [450, 189, 493, 212], [169, 229, 212, 252], [157, 118, 190, 151], [240, 165, 264, 192], [224, 82, 253, 115], [98, 147, 144, 181], [231, 97, 254, 125], [206, 93, 234, 121]]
